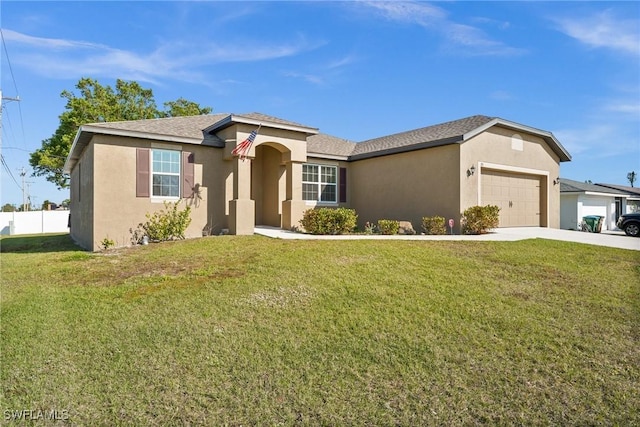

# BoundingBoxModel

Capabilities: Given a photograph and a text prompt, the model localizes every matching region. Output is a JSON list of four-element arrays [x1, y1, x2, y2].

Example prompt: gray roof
[[307, 133, 356, 158], [204, 112, 318, 135], [595, 183, 640, 197], [352, 115, 495, 158], [85, 114, 229, 140], [560, 178, 629, 195], [349, 115, 571, 162], [65, 112, 571, 172]]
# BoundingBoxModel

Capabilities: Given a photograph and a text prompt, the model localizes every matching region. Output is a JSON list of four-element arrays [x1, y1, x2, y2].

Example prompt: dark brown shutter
[[182, 151, 195, 198], [339, 167, 347, 203], [136, 148, 150, 197]]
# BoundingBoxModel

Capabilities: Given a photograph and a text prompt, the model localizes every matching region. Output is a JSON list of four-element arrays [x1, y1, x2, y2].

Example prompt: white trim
[[302, 163, 338, 203], [477, 161, 550, 227], [151, 148, 181, 199], [307, 152, 350, 161], [151, 142, 183, 151], [205, 114, 319, 135]]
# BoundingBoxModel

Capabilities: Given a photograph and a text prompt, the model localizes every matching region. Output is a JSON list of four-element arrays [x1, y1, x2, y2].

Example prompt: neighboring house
[[559, 179, 630, 231], [63, 113, 571, 250], [594, 183, 640, 214]]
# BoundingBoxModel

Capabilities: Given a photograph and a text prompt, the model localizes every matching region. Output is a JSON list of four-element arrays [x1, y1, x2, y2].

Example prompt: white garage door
[[482, 170, 541, 227]]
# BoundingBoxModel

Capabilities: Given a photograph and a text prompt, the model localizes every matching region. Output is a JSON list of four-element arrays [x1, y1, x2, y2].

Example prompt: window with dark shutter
[[136, 148, 150, 197], [339, 167, 347, 203], [182, 152, 194, 198]]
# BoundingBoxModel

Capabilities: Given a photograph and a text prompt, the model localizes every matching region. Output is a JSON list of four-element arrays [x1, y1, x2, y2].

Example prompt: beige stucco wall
[[84, 135, 230, 250], [460, 126, 561, 228], [71, 124, 315, 249], [69, 143, 95, 250], [349, 145, 461, 232]]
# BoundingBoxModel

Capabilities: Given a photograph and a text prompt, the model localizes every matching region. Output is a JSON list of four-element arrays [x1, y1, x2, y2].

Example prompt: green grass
[[1, 234, 639, 425]]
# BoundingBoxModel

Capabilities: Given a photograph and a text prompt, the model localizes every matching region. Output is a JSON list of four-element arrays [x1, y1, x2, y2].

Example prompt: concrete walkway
[[254, 226, 640, 251]]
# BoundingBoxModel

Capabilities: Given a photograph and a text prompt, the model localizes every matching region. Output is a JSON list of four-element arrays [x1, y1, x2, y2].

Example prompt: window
[[152, 149, 180, 198], [137, 148, 194, 199], [303, 164, 337, 202]]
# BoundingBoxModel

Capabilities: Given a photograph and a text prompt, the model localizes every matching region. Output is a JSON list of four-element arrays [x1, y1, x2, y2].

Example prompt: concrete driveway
[[254, 226, 640, 251]]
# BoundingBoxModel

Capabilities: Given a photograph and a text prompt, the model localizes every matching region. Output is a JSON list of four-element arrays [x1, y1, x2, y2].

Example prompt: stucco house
[[559, 179, 630, 231], [63, 113, 571, 250], [594, 183, 640, 214]]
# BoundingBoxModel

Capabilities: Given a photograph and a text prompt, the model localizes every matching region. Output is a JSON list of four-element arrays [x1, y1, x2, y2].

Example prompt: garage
[[481, 169, 542, 227]]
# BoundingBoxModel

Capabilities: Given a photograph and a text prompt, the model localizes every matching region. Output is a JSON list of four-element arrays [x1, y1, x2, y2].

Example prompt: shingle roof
[[307, 133, 356, 157], [66, 112, 570, 173], [595, 183, 640, 196], [232, 112, 315, 130], [351, 115, 495, 158], [560, 178, 629, 195], [88, 114, 229, 140]]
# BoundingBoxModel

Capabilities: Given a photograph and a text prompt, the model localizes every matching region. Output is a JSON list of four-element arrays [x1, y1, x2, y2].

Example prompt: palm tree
[[628, 171, 637, 187]]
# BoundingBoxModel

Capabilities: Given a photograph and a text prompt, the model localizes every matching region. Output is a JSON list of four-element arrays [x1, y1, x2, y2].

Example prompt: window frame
[[302, 163, 338, 203], [151, 148, 181, 200]]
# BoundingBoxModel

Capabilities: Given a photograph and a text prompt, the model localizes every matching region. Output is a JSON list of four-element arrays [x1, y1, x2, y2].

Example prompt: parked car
[[616, 212, 640, 237]]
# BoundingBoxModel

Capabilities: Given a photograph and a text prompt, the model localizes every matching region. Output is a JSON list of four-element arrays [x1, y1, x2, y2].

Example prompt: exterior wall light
[[467, 165, 476, 177], [553, 177, 560, 185]]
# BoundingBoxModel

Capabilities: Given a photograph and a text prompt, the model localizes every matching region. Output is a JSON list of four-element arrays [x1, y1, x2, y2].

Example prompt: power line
[[1, 154, 21, 190], [1, 29, 26, 146]]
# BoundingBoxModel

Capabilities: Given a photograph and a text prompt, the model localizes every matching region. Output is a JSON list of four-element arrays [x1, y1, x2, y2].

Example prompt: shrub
[[299, 208, 357, 235], [462, 205, 500, 234], [132, 201, 192, 243], [100, 237, 115, 250], [422, 216, 447, 235], [363, 221, 376, 235], [377, 219, 400, 235]]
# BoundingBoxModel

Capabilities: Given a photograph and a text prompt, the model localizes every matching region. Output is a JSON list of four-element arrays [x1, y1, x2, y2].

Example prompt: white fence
[[0, 211, 70, 236]]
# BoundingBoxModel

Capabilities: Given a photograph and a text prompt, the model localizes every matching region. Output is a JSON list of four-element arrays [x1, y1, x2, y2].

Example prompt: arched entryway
[[252, 144, 286, 227]]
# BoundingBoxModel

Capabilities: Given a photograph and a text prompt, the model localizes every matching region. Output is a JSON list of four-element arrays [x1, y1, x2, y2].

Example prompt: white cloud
[[555, 123, 637, 158], [360, 1, 525, 56], [604, 101, 640, 116], [553, 10, 640, 56], [2, 29, 321, 84]]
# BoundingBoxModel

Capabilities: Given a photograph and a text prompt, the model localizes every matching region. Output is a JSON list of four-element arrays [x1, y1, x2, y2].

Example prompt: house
[[63, 113, 571, 250], [594, 183, 640, 214], [559, 179, 630, 231]]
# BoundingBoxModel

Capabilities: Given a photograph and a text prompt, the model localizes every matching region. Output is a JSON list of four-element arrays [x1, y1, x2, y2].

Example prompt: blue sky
[[1, 1, 639, 208]]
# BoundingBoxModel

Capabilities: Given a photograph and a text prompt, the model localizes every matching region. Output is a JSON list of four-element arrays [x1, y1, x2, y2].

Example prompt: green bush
[[377, 219, 400, 235], [462, 205, 500, 235], [299, 208, 357, 235], [422, 216, 447, 235], [100, 237, 115, 250], [133, 201, 192, 243]]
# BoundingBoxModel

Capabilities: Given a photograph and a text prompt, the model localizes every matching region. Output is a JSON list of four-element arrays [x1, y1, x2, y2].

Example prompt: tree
[[41, 200, 56, 210], [628, 171, 637, 187], [162, 98, 212, 117], [30, 78, 212, 189], [1, 203, 16, 212]]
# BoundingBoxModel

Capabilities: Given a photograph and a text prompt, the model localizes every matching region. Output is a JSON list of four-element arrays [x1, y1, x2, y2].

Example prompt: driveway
[[254, 226, 640, 251]]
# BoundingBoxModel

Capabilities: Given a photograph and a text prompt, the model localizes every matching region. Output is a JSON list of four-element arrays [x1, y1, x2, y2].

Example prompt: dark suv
[[617, 212, 640, 237]]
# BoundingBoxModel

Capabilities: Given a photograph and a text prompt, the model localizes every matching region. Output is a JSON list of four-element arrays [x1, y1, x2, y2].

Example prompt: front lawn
[[1, 234, 638, 425]]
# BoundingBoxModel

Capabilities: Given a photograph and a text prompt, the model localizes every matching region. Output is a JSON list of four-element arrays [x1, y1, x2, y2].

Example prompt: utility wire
[[1, 154, 22, 190], [1, 28, 26, 146]]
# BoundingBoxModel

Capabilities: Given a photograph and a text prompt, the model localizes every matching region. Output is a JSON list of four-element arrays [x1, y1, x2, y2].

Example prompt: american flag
[[231, 129, 259, 160]]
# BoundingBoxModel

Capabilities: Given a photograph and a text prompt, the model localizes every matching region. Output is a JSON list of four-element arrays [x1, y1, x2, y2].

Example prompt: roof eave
[[349, 136, 462, 161], [307, 152, 350, 161], [63, 124, 219, 173], [205, 114, 319, 136], [464, 118, 572, 162]]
